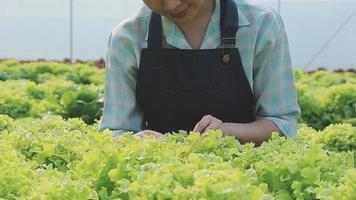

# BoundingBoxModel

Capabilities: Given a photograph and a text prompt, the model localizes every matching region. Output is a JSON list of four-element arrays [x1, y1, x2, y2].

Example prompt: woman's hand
[[135, 130, 163, 138], [193, 115, 282, 144], [193, 115, 224, 133]]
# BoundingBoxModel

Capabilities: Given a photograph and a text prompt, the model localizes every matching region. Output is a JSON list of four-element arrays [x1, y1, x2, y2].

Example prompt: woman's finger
[[149, 130, 163, 138], [136, 130, 163, 138], [205, 119, 223, 131], [135, 131, 146, 138], [193, 115, 213, 132]]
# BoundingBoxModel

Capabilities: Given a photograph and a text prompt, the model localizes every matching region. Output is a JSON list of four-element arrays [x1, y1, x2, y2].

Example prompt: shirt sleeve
[[98, 29, 144, 136], [252, 9, 301, 138]]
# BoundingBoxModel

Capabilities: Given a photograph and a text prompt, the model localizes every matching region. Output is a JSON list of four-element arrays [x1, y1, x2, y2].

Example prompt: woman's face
[[143, 0, 213, 25]]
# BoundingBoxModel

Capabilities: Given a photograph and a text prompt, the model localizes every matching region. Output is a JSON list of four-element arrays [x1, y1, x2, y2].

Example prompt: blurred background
[[0, 0, 355, 70]]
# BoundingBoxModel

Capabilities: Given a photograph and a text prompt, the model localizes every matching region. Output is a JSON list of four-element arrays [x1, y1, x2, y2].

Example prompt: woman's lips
[[171, 7, 189, 19]]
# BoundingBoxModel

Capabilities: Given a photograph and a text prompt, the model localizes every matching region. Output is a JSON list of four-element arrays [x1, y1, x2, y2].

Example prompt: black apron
[[136, 0, 255, 134]]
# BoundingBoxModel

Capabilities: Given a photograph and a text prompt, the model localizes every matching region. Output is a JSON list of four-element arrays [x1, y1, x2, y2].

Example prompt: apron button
[[223, 54, 231, 64]]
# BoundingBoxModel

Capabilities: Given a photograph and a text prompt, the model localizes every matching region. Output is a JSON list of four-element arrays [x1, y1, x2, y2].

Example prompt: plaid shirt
[[99, 0, 301, 137]]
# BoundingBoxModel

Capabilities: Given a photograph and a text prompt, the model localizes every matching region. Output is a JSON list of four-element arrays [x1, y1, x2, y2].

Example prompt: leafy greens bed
[[0, 60, 355, 199]]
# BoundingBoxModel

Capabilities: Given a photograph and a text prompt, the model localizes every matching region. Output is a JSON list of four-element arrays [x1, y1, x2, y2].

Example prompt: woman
[[99, 0, 301, 144]]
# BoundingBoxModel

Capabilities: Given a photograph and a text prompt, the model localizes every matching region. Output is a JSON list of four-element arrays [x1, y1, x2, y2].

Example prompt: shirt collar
[[237, 7, 250, 28], [145, 0, 251, 47]]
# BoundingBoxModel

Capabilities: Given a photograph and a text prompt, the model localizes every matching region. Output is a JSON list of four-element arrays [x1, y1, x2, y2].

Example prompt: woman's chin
[[171, 13, 196, 25]]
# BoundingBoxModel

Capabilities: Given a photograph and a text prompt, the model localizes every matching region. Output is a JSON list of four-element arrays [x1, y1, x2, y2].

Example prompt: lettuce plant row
[[0, 60, 355, 199], [0, 115, 355, 199], [0, 60, 104, 124]]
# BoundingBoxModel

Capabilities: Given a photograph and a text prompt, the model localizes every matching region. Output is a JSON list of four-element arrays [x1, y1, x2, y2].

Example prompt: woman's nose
[[162, 0, 182, 12]]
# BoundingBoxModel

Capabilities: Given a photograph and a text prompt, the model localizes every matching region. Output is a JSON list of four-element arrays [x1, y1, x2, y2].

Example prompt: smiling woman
[[99, 0, 301, 145], [143, 0, 216, 49], [143, 0, 213, 22]]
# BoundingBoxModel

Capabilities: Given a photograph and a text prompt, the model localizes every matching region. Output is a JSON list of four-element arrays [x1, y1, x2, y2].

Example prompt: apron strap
[[147, 0, 239, 49], [220, 0, 239, 48], [148, 12, 162, 49]]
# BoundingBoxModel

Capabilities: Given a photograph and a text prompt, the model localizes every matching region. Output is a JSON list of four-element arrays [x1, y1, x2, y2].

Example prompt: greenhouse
[[0, 0, 355, 199]]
